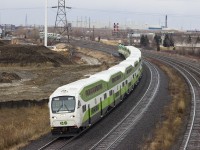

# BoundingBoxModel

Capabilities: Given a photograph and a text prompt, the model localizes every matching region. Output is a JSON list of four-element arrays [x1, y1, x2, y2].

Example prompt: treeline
[[140, 33, 200, 51]]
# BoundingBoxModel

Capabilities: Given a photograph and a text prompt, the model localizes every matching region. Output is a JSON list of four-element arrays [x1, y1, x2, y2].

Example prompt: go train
[[49, 45, 143, 136]]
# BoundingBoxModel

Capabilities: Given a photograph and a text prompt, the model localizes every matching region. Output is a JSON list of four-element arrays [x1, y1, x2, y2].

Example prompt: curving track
[[25, 43, 196, 149], [144, 51, 200, 150], [88, 61, 160, 150], [38, 137, 71, 150], [34, 59, 161, 150], [41, 48, 199, 150]]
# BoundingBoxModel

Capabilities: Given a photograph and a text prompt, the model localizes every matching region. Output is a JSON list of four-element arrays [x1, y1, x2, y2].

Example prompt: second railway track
[[89, 61, 160, 150], [37, 50, 200, 150], [38, 60, 161, 150], [144, 51, 200, 150]]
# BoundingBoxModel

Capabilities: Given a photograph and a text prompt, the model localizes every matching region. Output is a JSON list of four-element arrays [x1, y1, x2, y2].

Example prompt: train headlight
[[52, 116, 57, 119], [70, 115, 75, 118]]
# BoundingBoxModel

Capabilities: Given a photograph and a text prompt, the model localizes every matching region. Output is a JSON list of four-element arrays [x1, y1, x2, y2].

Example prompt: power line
[[72, 7, 200, 18], [1, 6, 200, 19], [0, 7, 43, 11]]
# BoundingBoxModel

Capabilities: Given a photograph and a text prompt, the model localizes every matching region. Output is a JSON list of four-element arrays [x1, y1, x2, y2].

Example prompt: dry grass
[[0, 105, 50, 150], [160, 46, 175, 51], [100, 39, 119, 46], [143, 59, 189, 150], [175, 47, 200, 57]]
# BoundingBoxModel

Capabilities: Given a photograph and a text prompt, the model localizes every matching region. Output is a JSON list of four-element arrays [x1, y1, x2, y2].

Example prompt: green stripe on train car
[[125, 65, 134, 78], [82, 96, 112, 123], [108, 72, 124, 88], [121, 86, 127, 95], [80, 80, 108, 102]]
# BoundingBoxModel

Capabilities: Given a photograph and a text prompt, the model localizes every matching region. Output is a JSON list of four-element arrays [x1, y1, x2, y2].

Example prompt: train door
[[113, 90, 115, 106], [88, 104, 91, 125], [120, 85, 122, 101], [100, 98, 103, 117]]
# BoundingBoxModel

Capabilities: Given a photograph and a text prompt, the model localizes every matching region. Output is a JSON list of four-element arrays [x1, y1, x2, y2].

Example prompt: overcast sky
[[1, 0, 200, 30]]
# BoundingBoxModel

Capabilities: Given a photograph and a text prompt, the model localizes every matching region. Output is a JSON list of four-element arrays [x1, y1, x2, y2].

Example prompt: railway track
[[88, 61, 160, 150], [38, 137, 71, 150], [38, 128, 91, 150], [33, 50, 199, 150], [38, 60, 160, 150], [144, 52, 200, 150]]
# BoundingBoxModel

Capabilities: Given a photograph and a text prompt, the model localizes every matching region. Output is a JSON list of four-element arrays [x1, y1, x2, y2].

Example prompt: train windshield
[[51, 96, 76, 113]]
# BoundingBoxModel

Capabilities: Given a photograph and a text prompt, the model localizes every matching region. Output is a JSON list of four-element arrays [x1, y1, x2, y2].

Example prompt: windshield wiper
[[56, 105, 63, 112], [64, 104, 70, 111]]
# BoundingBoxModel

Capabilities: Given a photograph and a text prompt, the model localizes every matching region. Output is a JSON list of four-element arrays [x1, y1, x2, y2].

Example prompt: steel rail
[[38, 137, 59, 150], [146, 53, 200, 76], [89, 60, 160, 150], [38, 132, 83, 150], [143, 50, 200, 72], [145, 54, 200, 150]]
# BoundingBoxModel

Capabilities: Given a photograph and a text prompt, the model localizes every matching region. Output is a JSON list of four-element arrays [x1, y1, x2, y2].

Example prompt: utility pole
[[92, 25, 95, 41], [89, 17, 91, 30], [76, 16, 84, 28], [25, 14, 28, 27], [165, 15, 168, 28], [81, 16, 83, 28], [109, 18, 111, 29], [89, 17, 91, 39], [76, 16, 78, 27], [44, 0, 48, 47], [52, 0, 71, 42]]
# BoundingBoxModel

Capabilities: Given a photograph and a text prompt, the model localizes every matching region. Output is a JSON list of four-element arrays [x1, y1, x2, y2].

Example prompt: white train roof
[[126, 46, 141, 53], [50, 77, 102, 97], [90, 69, 121, 82], [50, 46, 142, 98], [126, 46, 141, 57], [129, 53, 141, 57], [126, 57, 139, 62], [120, 59, 138, 67], [108, 63, 132, 73]]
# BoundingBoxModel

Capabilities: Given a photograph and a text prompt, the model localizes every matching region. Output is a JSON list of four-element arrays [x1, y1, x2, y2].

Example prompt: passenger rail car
[[49, 45, 143, 135]]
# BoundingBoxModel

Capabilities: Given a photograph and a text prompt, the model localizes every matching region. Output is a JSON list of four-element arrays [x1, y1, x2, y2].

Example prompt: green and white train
[[49, 45, 143, 135]]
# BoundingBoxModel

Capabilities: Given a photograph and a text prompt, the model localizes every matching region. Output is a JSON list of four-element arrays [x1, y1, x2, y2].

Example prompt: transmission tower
[[53, 0, 71, 37]]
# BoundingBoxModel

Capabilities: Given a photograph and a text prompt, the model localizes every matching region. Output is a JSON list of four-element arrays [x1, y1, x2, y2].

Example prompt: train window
[[82, 105, 86, 113], [115, 91, 119, 97], [134, 62, 138, 67], [127, 68, 132, 74], [112, 74, 122, 83], [78, 100, 81, 109], [85, 84, 103, 96], [122, 82, 125, 87], [52, 96, 75, 113], [91, 105, 99, 114], [95, 98, 97, 104], [126, 80, 128, 85], [104, 93, 107, 99], [109, 90, 112, 96]]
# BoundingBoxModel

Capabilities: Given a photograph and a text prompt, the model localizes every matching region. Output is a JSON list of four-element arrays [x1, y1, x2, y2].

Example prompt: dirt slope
[[0, 42, 120, 102], [0, 45, 71, 67]]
